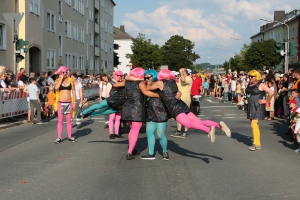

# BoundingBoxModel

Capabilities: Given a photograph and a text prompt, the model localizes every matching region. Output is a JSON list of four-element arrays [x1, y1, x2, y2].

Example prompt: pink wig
[[129, 67, 145, 79], [113, 69, 123, 80], [158, 69, 175, 81], [57, 66, 70, 76]]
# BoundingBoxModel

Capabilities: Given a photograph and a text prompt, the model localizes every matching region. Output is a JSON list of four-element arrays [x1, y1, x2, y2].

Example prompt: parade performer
[[140, 69, 170, 160], [121, 68, 161, 160], [246, 70, 274, 151], [54, 66, 77, 143], [106, 70, 124, 139], [146, 69, 231, 143]]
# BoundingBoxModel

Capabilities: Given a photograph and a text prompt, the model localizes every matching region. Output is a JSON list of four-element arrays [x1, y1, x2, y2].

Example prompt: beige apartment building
[[251, 9, 300, 69], [0, 0, 115, 75]]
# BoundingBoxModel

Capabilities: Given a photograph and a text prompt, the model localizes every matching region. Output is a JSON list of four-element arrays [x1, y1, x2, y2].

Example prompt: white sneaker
[[208, 126, 215, 143], [220, 121, 231, 137]]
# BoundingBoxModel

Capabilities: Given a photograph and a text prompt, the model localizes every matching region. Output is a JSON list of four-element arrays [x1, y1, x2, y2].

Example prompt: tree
[[160, 35, 200, 71], [126, 33, 162, 69], [244, 40, 281, 70], [193, 63, 204, 72]]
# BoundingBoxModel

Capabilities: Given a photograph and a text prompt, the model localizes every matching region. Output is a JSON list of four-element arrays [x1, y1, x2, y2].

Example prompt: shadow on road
[[230, 132, 253, 146], [73, 128, 93, 140], [88, 135, 223, 163]]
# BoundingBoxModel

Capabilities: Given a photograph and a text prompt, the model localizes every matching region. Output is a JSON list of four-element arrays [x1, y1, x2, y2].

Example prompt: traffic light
[[16, 53, 24, 63], [16, 39, 29, 53], [15, 35, 29, 63], [289, 42, 299, 57], [275, 42, 285, 56]]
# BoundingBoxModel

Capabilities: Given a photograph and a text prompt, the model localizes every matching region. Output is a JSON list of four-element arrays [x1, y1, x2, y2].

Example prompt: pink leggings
[[127, 121, 142, 154], [57, 102, 73, 139], [109, 112, 121, 135], [175, 112, 220, 133]]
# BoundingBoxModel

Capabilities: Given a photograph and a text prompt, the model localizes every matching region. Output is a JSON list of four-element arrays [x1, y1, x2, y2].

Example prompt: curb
[[0, 119, 27, 130]]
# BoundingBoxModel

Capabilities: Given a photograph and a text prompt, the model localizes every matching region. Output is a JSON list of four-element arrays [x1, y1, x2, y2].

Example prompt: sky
[[113, 0, 299, 66]]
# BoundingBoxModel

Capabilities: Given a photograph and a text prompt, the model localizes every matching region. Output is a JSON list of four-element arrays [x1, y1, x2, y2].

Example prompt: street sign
[[2, 13, 24, 32]]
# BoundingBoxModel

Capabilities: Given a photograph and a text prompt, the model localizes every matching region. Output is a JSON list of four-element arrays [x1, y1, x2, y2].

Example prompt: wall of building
[[114, 39, 132, 74], [0, 0, 16, 71]]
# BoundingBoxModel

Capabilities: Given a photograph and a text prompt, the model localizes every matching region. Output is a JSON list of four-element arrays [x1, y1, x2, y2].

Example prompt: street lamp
[[260, 18, 289, 73], [216, 47, 231, 70], [230, 37, 250, 44]]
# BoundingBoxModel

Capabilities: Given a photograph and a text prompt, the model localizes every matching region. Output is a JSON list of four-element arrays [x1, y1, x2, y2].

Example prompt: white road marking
[[223, 117, 235, 118], [201, 106, 237, 108], [224, 114, 236, 115], [98, 121, 105, 122]]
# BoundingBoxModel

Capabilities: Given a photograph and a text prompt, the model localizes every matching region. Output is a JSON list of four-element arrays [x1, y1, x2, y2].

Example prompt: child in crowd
[[290, 89, 300, 108], [47, 86, 55, 117], [43, 97, 50, 118], [223, 80, 229, 103], [293, 108, 300, 153], [267, 81, 275, 120], [203, 79, 209, 97], [288, 99, 298, 143]]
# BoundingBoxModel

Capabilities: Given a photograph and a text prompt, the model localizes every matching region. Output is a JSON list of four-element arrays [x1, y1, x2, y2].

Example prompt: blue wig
[[144, 69, 158, 81]]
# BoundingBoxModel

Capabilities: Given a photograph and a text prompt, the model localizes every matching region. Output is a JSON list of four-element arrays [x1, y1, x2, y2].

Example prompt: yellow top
[[177, 76, 192, 107]]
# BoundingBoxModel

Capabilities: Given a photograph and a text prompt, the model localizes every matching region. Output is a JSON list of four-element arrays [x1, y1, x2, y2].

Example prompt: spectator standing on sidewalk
[[99, 74, 110, 128], [190, 70, 202, 115], [46, 71, 55, 86], [71, 73, 83, 129], [25, 77, 44, 124], [223, 80, 229, 103], [171, 68, 192, 138], [16, 68, 25, 81], [47, 86, 55, 117], [0, 72, 11, 93], [293, 108, 300, 153]]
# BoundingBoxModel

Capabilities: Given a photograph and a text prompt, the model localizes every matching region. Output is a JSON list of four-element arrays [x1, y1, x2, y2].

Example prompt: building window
[[86, 44, 88, 60], [86, 0, 88, 8], [86, 18, 88, 35], [89, 7, 93, 21], [30, 0, 40, 15], [90, 57, 94, 70], [47, 49, 56, 69], [80, 56, 84, 70], [65, 20, 72, 38], [59, 34, 62, 56], [59, 1, 63, 22], [0, 22, 6, 50], [74, 0, 78, 11], [47, 11, 56, 32], [89, 33, 93, 46], [101, 38, 104, 49]]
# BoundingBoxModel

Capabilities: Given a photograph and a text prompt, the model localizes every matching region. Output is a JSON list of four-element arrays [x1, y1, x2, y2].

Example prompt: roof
[[114, 26, 133, 40], [110, 0, 116, 6]]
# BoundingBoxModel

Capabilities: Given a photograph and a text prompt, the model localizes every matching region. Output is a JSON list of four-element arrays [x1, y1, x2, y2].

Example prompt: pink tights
[[57, 102, 73, 139], [175, 112, 220, 133], [109, 112, 121, 135], [127, 121, 142, 154]]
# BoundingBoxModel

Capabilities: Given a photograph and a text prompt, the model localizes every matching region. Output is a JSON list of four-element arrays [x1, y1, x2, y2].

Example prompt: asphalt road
[[0, 98, 299, 200]]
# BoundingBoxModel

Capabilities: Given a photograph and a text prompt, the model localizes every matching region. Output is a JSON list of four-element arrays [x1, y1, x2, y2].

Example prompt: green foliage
[[160, 35, 200, 71], [244, 40, 281, 70], [193, 63, 204, 72], [126, 33, 162, 69]]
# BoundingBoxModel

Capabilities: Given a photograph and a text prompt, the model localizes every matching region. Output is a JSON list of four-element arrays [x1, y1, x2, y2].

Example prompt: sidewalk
[[0, 116, 28, 130], [0, 98, 98, 130]]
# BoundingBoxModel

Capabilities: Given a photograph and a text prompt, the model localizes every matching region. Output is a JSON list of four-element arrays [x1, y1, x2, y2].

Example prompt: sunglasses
[[249, 76, 256, 78], [117, 75, 123, 77], [144, 76, 152, 80], [62, 71, 69, 75]]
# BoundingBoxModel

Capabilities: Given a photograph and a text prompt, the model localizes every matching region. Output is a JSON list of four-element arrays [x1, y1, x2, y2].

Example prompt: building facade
[[1, 0, 115, 75], [113, 25, 133, 74], [251, 9, 300, 69], [0, 0, 16, 71]]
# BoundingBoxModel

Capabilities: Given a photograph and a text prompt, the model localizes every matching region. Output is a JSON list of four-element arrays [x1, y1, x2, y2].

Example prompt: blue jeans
[[224, 92, 228, 102], [231, 91, 236, 99]]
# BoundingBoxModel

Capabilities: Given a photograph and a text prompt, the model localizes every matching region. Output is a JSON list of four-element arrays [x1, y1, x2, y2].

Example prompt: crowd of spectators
[[0, 65, 111, 123]]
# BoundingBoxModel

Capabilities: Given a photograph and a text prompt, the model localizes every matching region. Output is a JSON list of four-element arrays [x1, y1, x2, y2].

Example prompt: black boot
[[126, 154, 135, 160]]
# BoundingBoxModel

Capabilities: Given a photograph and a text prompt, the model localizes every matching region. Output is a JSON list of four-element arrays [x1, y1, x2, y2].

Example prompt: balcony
[[95, 23, 99, 34], [95, 0, 99, 11], [95, 47, 100, 57]]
